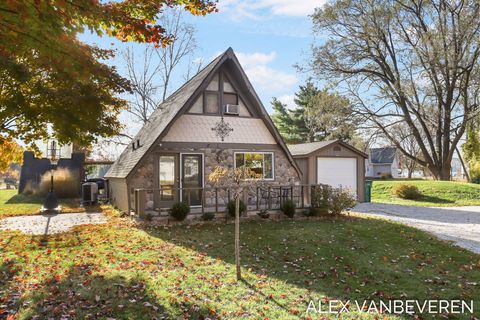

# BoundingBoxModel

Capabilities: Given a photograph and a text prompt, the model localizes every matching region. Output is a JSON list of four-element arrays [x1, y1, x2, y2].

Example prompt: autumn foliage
[[0, 0, 217, 146], [0, 136, 22, 173]]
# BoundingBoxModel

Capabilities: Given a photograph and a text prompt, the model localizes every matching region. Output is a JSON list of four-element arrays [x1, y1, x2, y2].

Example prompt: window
[[234, 152, 274, 179], [224, 92, 238, 105], [205, 92, 219, 113]]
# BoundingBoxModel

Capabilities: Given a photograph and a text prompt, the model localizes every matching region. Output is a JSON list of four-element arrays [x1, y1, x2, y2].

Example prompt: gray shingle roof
[[288, 140, 338, 156], [104, 51, 225, 179], [370, 147, 396, 164]]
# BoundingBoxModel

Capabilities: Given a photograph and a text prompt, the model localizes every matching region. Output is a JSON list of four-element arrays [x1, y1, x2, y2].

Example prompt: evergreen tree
[[272, 81, 358, 145]]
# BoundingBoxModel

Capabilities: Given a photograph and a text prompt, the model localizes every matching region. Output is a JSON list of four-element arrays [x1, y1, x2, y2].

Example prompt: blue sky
[[80, 0, 327, 113]]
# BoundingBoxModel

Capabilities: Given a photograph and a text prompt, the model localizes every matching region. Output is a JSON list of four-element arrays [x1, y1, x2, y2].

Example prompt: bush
[[169, 202, 190, 221], [392, 183, 421, 199], [227, 199, 246, 217], [330, 188, 357, 215], [201, 212, 215, 221], [311, 184, 332, 214], [37, 168, 80, 198], [281, 199, 296, 218], [257, 209, 270, 219], [311, 184, 356, 215]]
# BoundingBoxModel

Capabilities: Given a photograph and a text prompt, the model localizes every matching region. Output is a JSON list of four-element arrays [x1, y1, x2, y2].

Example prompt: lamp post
[[42, 139, 60, 213]]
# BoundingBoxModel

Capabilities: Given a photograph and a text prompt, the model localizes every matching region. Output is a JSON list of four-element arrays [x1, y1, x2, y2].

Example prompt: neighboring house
[[288, 140, 368, 202], [105, 48, 301, 213], [365, 147, 400, 178]]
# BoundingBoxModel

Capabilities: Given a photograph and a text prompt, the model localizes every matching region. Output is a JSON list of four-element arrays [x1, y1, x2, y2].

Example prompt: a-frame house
[[105, 48, 301, 213]]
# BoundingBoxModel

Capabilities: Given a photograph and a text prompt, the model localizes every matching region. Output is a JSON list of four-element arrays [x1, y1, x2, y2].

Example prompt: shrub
[[392, 183, 421, 199], [37, 168, 80, 198], [330, 188, 357, 215], [257, 209, 270, 219], [281, 199, 296, 218], [201, 212, 215, 221], [145, 213, 153, 221], [227, 199, 246, 217], [169, 202, 190, 221], [311, 184, 331, 214]]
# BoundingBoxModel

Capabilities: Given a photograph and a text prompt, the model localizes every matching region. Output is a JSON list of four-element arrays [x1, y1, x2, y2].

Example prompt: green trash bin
[[364, 180, 372, 203]]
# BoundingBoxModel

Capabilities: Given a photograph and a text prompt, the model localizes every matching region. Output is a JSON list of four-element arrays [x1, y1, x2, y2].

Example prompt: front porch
[[133, 185, 311, 219]]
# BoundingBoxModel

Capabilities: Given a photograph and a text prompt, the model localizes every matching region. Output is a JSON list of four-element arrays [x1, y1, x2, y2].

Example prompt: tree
[[462, 122, 480, 182], [310, 0, 480, 180], [304, 88, 357, 143], [0, 136, 23, 173], [208, 166, 259, 281], [0, 0, 216, 147], [272, 81, 357, 144], [391, 124, 423, 178], [100, 9, 199, 149]]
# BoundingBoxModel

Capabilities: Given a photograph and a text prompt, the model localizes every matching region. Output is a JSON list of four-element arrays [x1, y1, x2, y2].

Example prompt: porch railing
[[134, 185, 311, 216]]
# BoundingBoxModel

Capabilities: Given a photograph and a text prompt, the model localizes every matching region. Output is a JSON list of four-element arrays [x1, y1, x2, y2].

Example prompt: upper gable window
[[187, 71, 252, 117], [205, 92, 219, 114], [206, 73, 219, 91], [224, 78, 236, 93]]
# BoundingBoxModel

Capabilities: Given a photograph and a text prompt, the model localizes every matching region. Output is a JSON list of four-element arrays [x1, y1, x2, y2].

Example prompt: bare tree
[[156, 9, 197, 102], [391, 124, 423, 178], [97, 9, 198, 153], [310, 0, 480, 180], [123, 45, 163, 125]]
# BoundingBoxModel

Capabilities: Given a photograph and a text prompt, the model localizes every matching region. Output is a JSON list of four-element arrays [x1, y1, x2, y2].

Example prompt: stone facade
[[127, 145, 300, 210]]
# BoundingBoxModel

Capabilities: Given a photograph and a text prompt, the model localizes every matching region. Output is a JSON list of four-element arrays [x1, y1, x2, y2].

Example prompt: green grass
[[1, 217, 479, 319], [372, 179, 480, 206], [0, 189, 110, 217]]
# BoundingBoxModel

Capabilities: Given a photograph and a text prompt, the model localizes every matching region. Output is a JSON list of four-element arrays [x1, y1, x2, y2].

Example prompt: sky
[[79, 0, 327, 113]]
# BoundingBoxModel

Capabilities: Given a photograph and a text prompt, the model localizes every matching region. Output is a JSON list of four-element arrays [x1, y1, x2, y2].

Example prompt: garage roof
[[288, 140, 368, 158]]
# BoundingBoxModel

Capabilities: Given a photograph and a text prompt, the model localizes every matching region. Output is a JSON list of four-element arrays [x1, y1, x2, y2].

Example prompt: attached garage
[[288, 140, 368, 202]]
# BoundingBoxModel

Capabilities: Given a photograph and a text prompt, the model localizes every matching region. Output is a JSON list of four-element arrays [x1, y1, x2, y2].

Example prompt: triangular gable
[[106, 48, 300, 178]]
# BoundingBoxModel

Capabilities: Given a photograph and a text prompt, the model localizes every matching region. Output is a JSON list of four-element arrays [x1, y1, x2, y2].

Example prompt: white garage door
[[317, 158, 357, 194]]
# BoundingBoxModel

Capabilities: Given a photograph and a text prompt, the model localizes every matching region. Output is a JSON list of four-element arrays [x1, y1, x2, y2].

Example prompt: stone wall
[[127, 145, 300, 210]]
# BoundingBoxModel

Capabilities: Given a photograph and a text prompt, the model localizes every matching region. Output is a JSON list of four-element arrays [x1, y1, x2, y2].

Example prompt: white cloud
[[219, 0, 327, 19], [277, 94, 296, 110], [235, 51, 297, 95], [235, 51, 276, 68]]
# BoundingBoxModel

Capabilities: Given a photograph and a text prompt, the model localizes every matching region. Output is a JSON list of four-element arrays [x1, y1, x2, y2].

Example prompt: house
[[365, 147, 400, 178], [105, 48, 301, 213], [288, 140, 368, 202]]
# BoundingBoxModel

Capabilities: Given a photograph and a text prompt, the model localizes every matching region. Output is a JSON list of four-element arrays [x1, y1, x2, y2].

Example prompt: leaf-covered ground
[[0, 189, 110, 218], [1, 217, 479, 319], [372, 179, 480, 207]]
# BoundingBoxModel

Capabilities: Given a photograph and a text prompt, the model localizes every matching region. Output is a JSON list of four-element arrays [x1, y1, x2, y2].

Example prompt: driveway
[[0, 212, 107, 235], [353, 203, 480, 254]]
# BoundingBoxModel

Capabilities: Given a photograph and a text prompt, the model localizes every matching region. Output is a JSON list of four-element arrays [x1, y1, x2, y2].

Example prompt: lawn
[[1, 217, 479, 319], [0, 189, 107, 218], [372, 179, 480, 206]]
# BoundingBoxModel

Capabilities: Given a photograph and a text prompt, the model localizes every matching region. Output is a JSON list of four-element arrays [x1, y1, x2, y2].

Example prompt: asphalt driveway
[[353, 203, 480, 254]]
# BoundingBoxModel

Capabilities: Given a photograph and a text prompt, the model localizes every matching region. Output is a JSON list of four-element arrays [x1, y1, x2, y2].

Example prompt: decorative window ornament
[[211, 116, 234, 142]]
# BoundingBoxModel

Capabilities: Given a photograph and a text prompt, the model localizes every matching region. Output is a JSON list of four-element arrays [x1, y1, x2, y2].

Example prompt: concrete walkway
[[0, 212, 108, 235], [353, 203, 480, 254]]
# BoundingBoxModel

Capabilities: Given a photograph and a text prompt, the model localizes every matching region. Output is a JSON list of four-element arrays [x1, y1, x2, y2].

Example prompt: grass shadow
[[139, 218, 480, 318], [1, 263, 219, 319]]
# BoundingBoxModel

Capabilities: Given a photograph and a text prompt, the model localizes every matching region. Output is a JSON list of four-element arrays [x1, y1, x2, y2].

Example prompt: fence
[[134, 185, 311, 216]]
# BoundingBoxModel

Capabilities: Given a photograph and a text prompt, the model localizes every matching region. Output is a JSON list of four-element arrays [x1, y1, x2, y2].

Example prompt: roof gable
[[370, 147, 397, 164], [106, 48, 300, 178], [288, 140, 368, 158]]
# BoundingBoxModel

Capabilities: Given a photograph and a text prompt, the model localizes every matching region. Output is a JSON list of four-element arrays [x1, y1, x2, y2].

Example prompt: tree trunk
[[433, 165, 451, 181], [234, 195, 241, 280]]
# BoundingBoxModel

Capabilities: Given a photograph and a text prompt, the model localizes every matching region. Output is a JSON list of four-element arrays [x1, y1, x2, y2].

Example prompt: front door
[[159, 154, 178, 207], [181, 154, 203, 206]]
